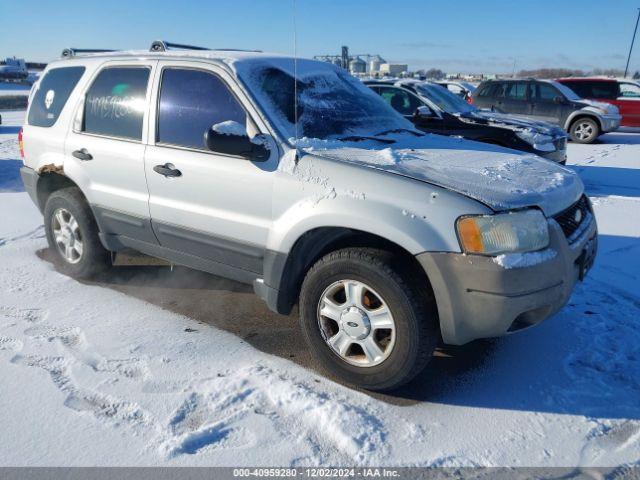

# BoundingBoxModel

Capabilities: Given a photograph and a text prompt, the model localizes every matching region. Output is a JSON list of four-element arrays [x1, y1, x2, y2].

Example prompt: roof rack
[[150, 40, 262, 53], [150, 40, 209, 52], [61, 48, 116, 58]]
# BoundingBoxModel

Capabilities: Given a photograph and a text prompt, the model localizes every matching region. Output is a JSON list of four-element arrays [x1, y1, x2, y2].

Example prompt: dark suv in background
[[472, 79, 621, 143]]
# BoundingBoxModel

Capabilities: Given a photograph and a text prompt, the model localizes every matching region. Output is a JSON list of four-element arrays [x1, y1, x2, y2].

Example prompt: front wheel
[[44, 187, 111, 278], [299, 248, 438, 391], [569, 117, 600, 144]]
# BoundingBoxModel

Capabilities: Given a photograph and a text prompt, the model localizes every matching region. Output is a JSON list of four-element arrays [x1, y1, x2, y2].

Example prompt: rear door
[[529, 82, 565, 124], [144, 60, 277, 279], [500, 81, 530, 116], [65, 61, 158, 244]]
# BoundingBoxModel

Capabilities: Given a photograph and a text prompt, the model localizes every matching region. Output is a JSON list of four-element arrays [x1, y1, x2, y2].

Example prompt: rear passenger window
[[157, 68, 247, 150], [82, 67, 150, 140], [28, 67, 85, 127], [505, 82, 528, 100]]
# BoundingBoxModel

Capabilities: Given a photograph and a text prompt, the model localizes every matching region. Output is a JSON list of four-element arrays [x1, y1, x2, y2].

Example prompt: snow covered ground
[[0, 110, 638, 467]]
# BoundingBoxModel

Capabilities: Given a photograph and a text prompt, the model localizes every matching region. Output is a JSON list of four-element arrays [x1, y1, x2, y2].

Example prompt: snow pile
[[493, 248, 557, 269]]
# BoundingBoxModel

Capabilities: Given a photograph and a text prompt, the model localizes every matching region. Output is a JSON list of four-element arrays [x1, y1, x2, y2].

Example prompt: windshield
[[235, 59, 413, 142], [415, 83, 477, 114], [551, 81, 582, 101]]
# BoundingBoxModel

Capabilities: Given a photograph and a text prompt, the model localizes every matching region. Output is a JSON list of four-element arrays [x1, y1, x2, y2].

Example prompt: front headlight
[[456, 209, 549, 255], [515, 130, 556, 152]]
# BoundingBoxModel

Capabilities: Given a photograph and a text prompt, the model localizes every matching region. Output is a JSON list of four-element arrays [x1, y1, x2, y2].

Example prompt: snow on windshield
[[232, 58, 413, 142]]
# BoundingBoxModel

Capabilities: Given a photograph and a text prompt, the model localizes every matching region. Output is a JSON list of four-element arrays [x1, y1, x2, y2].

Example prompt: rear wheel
[[569, 117, 600, 144], [299, 248, 438, 391], [44, 187, 111, 278]]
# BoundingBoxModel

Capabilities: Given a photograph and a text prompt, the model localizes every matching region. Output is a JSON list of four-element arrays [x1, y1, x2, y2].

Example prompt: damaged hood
[[459, 111, 566, 137], [295, 133, 583, 216]]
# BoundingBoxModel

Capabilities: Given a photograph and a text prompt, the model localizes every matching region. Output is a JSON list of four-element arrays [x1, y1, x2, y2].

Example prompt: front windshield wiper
[[338, 135, 396, 144], [374, 128, 423, 137]]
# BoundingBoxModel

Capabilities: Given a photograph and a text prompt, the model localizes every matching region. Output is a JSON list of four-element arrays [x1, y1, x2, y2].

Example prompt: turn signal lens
[[457, 217, 484, 253], [456, 210, 549, 255]]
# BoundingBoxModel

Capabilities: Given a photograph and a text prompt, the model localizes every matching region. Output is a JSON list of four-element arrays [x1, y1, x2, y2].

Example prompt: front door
[[65, 61, 158, 243], [144, 61, 277, 278], [529, 82, 566, 125]]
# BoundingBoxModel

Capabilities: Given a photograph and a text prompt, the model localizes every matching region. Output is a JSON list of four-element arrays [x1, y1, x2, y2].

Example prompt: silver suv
[[19, 41, 598, 390]]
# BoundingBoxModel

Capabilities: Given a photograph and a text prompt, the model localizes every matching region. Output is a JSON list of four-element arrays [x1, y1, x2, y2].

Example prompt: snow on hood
[[294, 133, 583, 215], [578, 98, 620, 115]]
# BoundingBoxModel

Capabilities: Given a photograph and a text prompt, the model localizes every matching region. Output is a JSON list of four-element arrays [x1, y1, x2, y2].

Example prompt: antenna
[[293, 0, 299, 143]]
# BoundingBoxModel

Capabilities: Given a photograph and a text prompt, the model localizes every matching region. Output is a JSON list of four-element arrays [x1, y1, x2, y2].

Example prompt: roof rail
[[150, 40, 262, 53], [61, 48, 116, 58], [150, 40, 209, 52]]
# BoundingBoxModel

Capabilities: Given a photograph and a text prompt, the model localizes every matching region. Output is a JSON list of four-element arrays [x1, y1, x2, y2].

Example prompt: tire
[[299, 248, 438, 391], [44, 187, 111, 278], [569, 117, 600, 144]]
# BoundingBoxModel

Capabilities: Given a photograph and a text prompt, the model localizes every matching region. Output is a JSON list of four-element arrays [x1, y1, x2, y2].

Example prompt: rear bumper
[[20, 166, 40, 209], [417, 216, 597, 345]]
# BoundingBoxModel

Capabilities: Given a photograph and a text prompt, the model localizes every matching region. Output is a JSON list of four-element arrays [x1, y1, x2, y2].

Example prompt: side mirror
[[553, 96, 565, 104], [204, 121, 270, 161], [415, 106, 437, 119]]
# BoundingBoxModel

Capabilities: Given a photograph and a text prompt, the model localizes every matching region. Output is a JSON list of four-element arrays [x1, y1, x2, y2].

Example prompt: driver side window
[[377, 87, 423, 116], [157, 68, 247, 150]]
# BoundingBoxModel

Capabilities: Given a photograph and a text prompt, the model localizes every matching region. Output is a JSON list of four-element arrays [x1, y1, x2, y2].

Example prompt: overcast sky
[[2, 0, 639, 74]]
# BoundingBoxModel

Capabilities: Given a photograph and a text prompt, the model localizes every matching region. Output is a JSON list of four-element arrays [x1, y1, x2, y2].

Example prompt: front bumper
[[600, 114, 622, 133], [417, 215, 597, 345]]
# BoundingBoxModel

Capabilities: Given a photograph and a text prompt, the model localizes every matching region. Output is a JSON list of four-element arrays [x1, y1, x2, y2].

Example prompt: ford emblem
[[574, 209, 583, 223]]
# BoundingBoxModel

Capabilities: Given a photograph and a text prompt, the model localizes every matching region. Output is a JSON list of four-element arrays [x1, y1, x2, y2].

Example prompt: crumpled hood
[[460, 111, 566, 137], [295, 134, 583, 216]]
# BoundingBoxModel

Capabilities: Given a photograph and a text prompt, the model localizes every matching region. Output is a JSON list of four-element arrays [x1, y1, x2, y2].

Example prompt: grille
[[553, 195, 591, 239]]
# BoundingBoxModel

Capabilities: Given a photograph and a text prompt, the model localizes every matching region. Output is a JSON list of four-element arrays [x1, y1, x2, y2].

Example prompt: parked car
[[435, 80, 476, 103], [20, 41, 597, 391], [472, 79, 621, 143], [556, 77, 640, 127], [365, 79, 568, 163]]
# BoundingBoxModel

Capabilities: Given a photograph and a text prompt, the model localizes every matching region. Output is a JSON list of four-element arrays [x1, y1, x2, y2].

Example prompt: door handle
[[153, 163, 182, 177], [72, 148, 93, 161]]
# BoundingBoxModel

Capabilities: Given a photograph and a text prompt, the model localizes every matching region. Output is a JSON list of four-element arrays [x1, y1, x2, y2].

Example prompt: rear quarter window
[[27, 66, 86, 127], [82, 67, 150, 140]]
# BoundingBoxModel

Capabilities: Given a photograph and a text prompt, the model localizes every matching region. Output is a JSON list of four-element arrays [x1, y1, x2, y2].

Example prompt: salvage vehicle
[[366, 79, 568, 163], [472, 78, 621, 144], [20, 41, 598, 390], [556, 77, 640, 128]]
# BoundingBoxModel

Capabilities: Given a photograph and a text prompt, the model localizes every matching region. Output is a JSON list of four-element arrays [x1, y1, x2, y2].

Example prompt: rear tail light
[[18, 127, 25, 160], [467, 96, 473, 104]]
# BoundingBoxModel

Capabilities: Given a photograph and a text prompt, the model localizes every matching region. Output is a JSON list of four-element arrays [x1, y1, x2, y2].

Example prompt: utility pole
[[624, 8, 640, 78]]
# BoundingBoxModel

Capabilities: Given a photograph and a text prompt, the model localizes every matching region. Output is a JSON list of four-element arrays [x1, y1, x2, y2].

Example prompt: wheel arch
[[565, 112, 602, 132], [263, 227, 436, 317], [36, 172, 85, 212]]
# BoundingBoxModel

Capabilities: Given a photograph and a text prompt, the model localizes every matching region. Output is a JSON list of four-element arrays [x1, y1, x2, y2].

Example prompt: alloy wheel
[[317, 279, 396, 367], [51, 208, 83, 264]]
